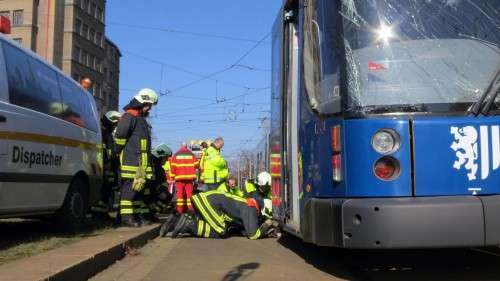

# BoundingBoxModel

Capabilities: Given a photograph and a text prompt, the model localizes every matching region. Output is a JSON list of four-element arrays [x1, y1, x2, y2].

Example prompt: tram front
[[300, 0, 500, 248]]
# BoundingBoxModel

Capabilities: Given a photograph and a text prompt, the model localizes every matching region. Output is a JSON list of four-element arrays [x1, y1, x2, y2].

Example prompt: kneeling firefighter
[[115, 88, 158, 227], [160, 172, 276, 239]]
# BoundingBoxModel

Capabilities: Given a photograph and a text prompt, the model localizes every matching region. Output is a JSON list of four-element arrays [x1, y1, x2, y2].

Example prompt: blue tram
[[271, 0, 500, 248]]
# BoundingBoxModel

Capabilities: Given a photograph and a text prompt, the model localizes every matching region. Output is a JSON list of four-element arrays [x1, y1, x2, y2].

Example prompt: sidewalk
[[0, 224, 160, 281]]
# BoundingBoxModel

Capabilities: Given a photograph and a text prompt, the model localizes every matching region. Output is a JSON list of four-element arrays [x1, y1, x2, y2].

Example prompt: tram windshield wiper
[[466, 67, 500, 117]]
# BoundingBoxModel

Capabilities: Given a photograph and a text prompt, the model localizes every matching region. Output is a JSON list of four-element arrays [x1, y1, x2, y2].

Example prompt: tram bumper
[[302, 196, 500, 249]]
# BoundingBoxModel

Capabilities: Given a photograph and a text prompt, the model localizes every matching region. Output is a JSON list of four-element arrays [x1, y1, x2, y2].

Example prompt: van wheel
[[56, 177, 88, 230]]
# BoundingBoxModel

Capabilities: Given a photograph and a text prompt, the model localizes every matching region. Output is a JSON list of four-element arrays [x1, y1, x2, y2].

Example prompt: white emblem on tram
[[451, 126, 500, 181]]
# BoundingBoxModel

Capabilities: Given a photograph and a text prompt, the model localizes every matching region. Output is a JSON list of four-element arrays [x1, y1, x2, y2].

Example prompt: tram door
[[283, 15, 300, 230]]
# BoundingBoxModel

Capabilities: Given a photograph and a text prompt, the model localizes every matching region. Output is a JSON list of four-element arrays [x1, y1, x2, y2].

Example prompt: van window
[[58, 76, 99, 132], [3, 43, 63, 117]]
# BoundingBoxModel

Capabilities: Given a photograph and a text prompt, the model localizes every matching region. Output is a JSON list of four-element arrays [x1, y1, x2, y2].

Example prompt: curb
[[0, 224, 161, 281], [50, 224, 161, 281]]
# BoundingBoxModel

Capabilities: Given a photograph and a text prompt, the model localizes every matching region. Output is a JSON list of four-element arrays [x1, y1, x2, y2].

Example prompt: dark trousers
[[120, 180, 138, 222]]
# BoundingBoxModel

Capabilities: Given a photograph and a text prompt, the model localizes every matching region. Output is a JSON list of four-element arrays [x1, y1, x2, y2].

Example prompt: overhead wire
[[108, 22, 261, 43]]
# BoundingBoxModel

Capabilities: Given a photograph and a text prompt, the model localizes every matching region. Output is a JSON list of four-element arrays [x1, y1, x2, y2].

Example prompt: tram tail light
[[331, 125, 341, 153], [332, 154, 342, 182], [331, 125, 342, 183], [0, 16, 11, 34], [374, 156, 400, 181]]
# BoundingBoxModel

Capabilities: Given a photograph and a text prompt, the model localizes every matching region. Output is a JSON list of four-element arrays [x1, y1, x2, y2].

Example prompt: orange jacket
[[170, 147, 198, 181]]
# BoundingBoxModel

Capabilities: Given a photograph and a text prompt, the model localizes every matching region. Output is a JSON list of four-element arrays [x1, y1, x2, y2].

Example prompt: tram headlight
[[371, 129, 400, 154]]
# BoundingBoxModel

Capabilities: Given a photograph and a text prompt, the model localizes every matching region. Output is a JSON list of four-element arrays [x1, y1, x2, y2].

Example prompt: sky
[[105, 1, 282, 159]]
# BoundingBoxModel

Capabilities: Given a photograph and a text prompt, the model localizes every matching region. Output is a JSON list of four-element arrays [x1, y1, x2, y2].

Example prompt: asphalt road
[[91, 234, 500, 281]]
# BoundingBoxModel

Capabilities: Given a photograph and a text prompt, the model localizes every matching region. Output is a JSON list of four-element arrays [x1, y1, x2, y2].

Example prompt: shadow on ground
[[278, 234, 500, 281], [220, 262, 260, 281]]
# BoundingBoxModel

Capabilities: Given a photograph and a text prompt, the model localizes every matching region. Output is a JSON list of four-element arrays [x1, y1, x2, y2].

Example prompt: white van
[[0, 34, 103, 227]]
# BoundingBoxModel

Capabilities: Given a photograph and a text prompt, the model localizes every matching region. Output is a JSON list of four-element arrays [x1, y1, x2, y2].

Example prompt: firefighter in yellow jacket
[[202, 137, 229, 190]]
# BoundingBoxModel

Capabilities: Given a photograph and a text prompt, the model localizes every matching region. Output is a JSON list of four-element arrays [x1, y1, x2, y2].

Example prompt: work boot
[[159, 214, 179, 237], [171, 214, 195, 239], [121, 217, 141, 228]]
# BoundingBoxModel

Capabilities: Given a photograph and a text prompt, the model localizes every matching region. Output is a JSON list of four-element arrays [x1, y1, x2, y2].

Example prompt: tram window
[[303, 0, 342, 115], [59, 75, 99, 132], [4, 43, 62, 117]]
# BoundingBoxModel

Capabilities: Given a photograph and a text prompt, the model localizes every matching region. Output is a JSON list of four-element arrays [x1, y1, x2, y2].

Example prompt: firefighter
[[202, 137, 228, 191], [217, 176, 244, 197], [115, 88, 158, 227], [146, 144, 173, 221], [92, 111, 122, 218], [160, 171, 275, 239], [170, 143, 198, 214], [198, 141, 209, 185]]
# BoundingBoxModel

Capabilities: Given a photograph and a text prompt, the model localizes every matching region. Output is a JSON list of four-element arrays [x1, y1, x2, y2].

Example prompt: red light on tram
[[374, 156, 400, 181], [332, 154, 342, 182], [0, 16, 11, 34], [368, 61, 386, 71], [331, 125, 342, 152]]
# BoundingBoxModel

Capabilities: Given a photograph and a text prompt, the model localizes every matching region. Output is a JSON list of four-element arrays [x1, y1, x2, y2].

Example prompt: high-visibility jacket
[[202, 145, 228, 184], [170, 147, 198, 181], [217, 182, 244, 197], [114, 107, 153, 180], [163, 158, 173, 182], [198, 148, 208, 181], [191, 191, 264, 239]]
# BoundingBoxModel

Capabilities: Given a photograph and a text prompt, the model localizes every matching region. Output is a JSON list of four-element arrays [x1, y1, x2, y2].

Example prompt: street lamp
[[80, 77, 93, 90]]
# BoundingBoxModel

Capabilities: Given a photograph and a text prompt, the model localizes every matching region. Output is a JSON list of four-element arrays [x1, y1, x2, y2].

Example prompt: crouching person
[[160, 171, 275, 239]]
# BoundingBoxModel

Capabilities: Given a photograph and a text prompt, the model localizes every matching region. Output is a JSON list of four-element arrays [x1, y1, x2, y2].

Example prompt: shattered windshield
[[340, 0, 500, 113]]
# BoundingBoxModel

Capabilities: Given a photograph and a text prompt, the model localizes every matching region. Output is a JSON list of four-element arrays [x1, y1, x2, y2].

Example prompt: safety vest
[[202, 146, 228, 184], [217, 182, 244, 197], [170, 148, 198, 181], [114, 111, 153, 180]]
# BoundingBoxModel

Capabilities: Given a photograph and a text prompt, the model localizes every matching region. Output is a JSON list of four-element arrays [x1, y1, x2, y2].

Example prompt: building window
[[0, 11, 9, 20], [97, 8, 103, 22], [82, 0, 88, 10], [90, 3, 97, 17], [95, 58, 102, 72], [74, 19, 82, 34], [13, 38, 22, 44], [72, 73, 80, 82], [95, 83, 101, 98], [103, 67, 107, 79], [96, 32, 102, 46], [82, 24, 89, 39], [82, 51, 88, 66], [12, 10, 23, 26], [89, 28, 95, 43], [88, 55, 95, 68], [73, 46, 81, 62]]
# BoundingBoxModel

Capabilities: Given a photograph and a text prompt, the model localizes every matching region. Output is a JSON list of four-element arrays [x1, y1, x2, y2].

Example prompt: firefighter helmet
[[257, 172, 272, 187], [152, 143, 172, 158], [104, 111, 122, 123], [134, 88, 158, 105]]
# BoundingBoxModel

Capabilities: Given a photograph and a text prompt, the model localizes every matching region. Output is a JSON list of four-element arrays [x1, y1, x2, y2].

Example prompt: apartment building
[[0, 0, 120, 113]]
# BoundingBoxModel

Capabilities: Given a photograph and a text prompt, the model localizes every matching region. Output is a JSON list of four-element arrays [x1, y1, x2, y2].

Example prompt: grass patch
[[0, 219, 114, 266]]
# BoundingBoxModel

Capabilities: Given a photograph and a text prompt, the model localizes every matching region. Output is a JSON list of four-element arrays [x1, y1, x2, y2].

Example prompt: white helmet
[[105, 111, 122, 123], [257, 172, 272, 187], [134, 88, 158, 105]]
